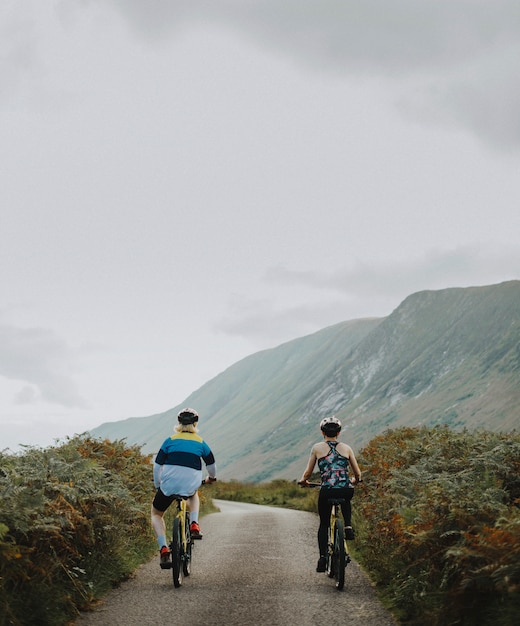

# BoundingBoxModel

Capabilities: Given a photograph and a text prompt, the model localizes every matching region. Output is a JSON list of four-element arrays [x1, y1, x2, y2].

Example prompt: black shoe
[[316, 556, 327, 572], [159, 546, 171, 569], [345, 527, 355, 540]]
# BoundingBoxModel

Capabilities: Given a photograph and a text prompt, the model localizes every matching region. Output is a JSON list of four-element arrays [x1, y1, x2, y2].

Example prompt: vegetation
[[354, 426, 520, 626], [212, 426, 520, 626], [0, 436, 156, 626], [1, 427, 518, 625], [210, 478, 318, 512]]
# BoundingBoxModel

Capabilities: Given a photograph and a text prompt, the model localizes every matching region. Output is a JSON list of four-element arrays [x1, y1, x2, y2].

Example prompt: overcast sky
[[2, 1, 519, 451]]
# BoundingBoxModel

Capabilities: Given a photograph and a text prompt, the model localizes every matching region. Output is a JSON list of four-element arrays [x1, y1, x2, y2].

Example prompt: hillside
[[91, 281, 520, 480]]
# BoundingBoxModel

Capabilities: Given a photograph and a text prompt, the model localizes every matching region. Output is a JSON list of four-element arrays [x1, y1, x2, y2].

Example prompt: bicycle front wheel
[[171, 517, 183, 587], [333, 520, 346, 590]]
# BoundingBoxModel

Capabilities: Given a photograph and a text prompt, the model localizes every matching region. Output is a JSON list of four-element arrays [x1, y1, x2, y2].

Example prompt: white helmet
[[177, 407, 199, 425], [319, 416, 342, 434]]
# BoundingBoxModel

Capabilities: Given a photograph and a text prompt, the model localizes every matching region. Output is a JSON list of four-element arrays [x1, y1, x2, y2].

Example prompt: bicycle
[[165, 478, 214, 588], [166, 493, 193, 587], [299, 481, 355, 591]]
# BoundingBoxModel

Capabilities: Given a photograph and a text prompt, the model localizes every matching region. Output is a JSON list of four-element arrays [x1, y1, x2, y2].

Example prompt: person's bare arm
[[348, 447, 362, 484]]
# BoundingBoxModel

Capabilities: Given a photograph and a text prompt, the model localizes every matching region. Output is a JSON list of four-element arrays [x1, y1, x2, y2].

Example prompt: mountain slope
[[91, 281, 520, 480], [91, 317, 381, 464]]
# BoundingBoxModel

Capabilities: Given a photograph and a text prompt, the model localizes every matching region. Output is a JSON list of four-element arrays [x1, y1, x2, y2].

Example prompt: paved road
[[76, 500, 396, 626]]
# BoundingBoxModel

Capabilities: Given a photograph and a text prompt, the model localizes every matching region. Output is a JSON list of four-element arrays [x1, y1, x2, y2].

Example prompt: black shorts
[[152, 488, 185, 513], [318, 486, 354, 525]]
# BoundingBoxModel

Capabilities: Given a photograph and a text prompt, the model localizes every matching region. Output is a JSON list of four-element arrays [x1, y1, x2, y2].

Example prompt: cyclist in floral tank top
[[299, 416, 362, 573]]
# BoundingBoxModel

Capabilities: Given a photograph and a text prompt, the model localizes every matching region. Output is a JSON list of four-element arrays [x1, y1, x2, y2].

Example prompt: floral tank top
[[318, 442, 351, 488]]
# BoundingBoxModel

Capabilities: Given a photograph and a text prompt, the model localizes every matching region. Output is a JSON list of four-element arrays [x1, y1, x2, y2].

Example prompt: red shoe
[[159, 546, 171, 569], [190, 521, 203, 539]]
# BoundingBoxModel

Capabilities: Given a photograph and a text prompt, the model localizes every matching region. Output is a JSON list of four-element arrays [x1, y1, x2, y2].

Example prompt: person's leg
[[151, 504, 167, 548], [151, 489, 173, 549], [340, 487, 355, 539], [317, 489, 332, 569], [187, 491, 203, 538], [152, 490, 175, 568], [187, 491, 200, 523]]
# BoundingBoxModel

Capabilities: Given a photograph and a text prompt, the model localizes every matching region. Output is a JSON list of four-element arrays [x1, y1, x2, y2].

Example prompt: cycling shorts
[[152, 488, 193, 513]]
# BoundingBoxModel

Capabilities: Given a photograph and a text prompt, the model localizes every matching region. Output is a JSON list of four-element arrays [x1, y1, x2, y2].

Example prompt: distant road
[[76, 500, 396, 626]]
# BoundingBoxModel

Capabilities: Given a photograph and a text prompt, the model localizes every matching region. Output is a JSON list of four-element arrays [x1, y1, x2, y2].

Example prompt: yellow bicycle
[[168, 493, 192, 588], [299, 482, 353, 591], [325, 494, 351, 590], [166, 479, 214, 588]]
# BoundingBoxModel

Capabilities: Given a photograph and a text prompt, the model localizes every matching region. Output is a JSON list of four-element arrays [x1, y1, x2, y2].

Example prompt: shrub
[[354, 427, 520, 626], [0, 436, 156, 626]]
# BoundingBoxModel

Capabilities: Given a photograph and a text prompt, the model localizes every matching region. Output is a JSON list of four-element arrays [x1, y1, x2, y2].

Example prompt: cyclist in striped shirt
[[151, 408, 217, 567]]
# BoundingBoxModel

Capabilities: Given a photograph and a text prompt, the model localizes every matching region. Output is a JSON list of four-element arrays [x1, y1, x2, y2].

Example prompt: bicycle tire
[[333, 520, 346, 590], [182, 513, 191, 577], [171, 516, 183, 587], [327, 535, 335, 579]]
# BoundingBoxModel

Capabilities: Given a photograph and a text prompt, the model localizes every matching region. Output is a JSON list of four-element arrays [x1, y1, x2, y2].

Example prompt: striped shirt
[[154, 432, 216, 497]]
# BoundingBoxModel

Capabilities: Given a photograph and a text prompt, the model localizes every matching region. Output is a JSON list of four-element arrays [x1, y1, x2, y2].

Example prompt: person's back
[[154, 430, 214, 497], [151, 408, 217, 568], [317, 440, 351, 488]]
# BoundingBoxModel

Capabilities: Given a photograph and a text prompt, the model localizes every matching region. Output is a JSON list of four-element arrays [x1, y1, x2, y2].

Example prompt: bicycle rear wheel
[[171, 517, 183, 587], [333, 520, 346, 590], [182, 513, 192, 577]]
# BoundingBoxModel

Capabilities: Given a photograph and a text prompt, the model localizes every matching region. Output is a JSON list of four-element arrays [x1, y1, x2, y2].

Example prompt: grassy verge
[[209, 478, 318, 512]]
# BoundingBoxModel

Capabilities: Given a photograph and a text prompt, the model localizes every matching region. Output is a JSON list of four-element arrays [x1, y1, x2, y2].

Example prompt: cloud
[[265, 245, 520, 296], [0, 8, 40, 105], [97, 0, 520, 67], [92, 0, 520, 150], [0, 324, 88, 408], [401, 44, 520, 150], [216, 245, 520, 342], [214, 297, 356, 344]]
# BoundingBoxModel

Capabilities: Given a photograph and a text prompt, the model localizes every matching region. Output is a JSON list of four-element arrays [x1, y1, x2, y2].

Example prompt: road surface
[[76, 499, 396, 626]]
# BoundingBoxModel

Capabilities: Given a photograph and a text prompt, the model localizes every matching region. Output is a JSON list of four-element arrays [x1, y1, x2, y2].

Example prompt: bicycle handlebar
[[298, 479, 362, 488]]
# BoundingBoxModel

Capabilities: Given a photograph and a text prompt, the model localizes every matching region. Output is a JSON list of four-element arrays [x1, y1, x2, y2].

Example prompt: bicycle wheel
[[333, 520, 346, 590], [182, 513, 192, 577], [171, 516, 183, 587], [327, 532, 335, 579]]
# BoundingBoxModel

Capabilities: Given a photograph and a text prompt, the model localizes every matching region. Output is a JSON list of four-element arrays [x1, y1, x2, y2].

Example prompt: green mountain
[[91, 281, 520, 481]]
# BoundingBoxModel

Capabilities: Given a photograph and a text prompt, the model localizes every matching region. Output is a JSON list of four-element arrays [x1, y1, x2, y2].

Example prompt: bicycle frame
[[300, 481, 352, 591], [169, 495, 192, 588], [162, 479, 213, 587], [326, 497, 351, 590]]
